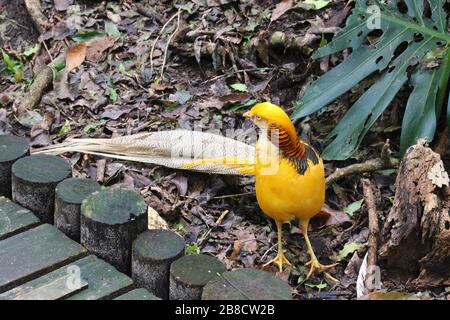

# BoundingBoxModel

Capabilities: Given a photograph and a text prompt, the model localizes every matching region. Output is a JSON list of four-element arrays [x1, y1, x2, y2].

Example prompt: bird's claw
[[305, 259, 338, 282], [264, 253, 292, 272]]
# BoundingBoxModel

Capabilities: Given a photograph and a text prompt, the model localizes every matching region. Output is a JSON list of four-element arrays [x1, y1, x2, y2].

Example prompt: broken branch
[[24, 0, 48, 34], [361, 178, 379, 293], [160, 9, 181, 81], [135, 3, 164, 24], [150, 10, 181, 79], [326, 140, 397, 186], [16, 54, 65, 114]]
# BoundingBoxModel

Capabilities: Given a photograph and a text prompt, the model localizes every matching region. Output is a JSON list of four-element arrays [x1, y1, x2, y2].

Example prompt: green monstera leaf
[[292, 0, 450, 160]]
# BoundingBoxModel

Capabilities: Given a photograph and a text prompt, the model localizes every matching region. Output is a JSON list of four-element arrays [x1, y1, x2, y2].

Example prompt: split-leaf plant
[[292, 0, 450, 160]]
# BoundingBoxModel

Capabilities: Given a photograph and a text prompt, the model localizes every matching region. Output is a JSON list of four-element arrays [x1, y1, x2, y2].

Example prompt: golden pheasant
[[243, 102, 336, 281], [35, 101, 337, 280]]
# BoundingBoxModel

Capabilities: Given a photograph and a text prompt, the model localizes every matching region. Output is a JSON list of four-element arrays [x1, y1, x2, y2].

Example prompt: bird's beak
[[243, 111, 253, 118]]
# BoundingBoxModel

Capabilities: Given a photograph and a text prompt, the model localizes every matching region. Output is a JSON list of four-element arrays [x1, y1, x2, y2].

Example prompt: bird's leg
[[300, 219, 338, 282], [263, 220, 292, 272]]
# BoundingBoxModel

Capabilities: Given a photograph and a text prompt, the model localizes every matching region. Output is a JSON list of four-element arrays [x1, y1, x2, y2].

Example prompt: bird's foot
[[305, 259, 338, 282], [264, 252, 292, 272]]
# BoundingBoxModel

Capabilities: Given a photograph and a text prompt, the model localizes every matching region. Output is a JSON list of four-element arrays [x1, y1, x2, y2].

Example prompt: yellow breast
[[254, 138, 325, 223]]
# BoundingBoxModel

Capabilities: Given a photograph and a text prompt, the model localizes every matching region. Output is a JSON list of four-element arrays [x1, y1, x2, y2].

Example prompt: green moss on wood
[[0, 135, 29, 163], [170, 254, 226, 287], [202, 269, 292, 300], [56, 178, 101, 204], [133, 229, 185, 262], [12, 155, 71, 183], [81, 188, 147, 225]]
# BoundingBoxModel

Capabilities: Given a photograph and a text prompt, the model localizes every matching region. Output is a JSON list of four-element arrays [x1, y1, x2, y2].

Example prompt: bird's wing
[[33, 130, 256, 175]]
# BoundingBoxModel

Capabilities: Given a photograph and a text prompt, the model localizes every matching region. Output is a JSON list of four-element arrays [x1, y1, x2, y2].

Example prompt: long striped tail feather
[[33, 130, 256, 175]]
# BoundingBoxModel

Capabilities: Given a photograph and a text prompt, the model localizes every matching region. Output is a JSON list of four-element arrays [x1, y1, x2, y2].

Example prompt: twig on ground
[[185, 29, 238, 40], [135, 3, 163, 24], [24, 0, 48, 34], [326, 140, 397, 186], [361, 178, 379, 293], [202, 67, 272, 84], [215, 210, 229, 225], [160, 9, 181, 81], [96, 159, 106, 183], [110, 122, 149, 134], [16, 54, 65, 114], [226, 44, 243, 82], [150, 10, 181, 79], [41, 40, 53, 63], [212, 192, 253, 200], [260, 243, 278, 262], [0, 15, 29, 30]]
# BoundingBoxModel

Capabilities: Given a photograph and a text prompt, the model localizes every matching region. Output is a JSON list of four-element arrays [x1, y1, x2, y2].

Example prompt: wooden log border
[[0, 135, 294, 300]]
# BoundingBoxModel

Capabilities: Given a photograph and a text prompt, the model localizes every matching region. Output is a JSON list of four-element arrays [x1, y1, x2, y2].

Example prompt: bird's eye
[[255, 115, 261, 121]]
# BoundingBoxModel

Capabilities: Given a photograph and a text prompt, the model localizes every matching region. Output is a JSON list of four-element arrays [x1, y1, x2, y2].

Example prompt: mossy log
[[11, 155, 71, 223], [169, 254, 227, 300], [202, 269, 292, 300], [0, 135, 29, 198], [54, 178, 101, 241], [80, 188, 148, 274], [131, 229, 185, 299]]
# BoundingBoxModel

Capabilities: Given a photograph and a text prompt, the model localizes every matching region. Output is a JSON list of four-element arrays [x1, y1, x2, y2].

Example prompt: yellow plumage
[[255, 156, 325, 223]]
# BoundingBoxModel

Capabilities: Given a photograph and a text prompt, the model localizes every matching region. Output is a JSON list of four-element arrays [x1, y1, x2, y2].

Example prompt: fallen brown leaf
[[232, 229, 258, 252], [66, 42, 87, 72], [107, 11, 122, 23], [197, 97, 225, 110], [271, 0, 294, 22], [359, 291, 420, 300], [85, 36, 117, 63], [150, 82, 173, 91], [29, 112, 54, 147], [170, 174, 188, 196], [219, 93, 250, 105], [216, 249, 234, 269], [100, 105, 136, 120], [275, 267, 291, 282], [325, 5, 351, 28], [55, 69, 74, 100], [256, 38, 269, 65], [310, 204, 353, 229], [96, 159, 106, 182], [228, 240, 242, 261]]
